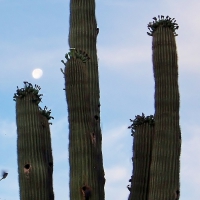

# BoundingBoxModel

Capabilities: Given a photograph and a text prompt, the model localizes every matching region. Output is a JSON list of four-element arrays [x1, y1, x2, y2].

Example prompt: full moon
[[32, 68, 43, 79]]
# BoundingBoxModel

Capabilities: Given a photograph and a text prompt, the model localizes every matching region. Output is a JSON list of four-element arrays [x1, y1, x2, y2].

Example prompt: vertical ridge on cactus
[[148, 16, 181, 199]]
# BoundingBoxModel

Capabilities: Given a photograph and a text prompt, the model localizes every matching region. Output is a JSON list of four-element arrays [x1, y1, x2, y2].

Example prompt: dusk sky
[[1, 0, 200, 199]]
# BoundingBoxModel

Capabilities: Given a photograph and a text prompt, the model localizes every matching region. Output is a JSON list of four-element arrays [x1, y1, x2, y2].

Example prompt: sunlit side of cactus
[[147, 16, 181, 200], [128, 114, 154, 200], [14, 82, 54, 200]]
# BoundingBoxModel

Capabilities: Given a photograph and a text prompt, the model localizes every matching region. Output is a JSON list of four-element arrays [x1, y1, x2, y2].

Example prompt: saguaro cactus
[[61, 50, 102, 200], [14, 82, 54, 200], [147, 16, 181, 199], [128, 114, 154, 200], [64, 0, 105, 199], [39, 106, 54, 200]]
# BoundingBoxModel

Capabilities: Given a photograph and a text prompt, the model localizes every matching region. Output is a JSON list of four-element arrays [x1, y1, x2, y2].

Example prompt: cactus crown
[[13, 82, 43, 104], [128, 113, 154, 136], [39, 106, 54, 121], [147, 15, 179, 36], [61, 48, 90, 66]]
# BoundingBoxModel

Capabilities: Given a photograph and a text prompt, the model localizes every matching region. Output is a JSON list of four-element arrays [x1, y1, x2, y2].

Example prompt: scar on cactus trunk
[[128, 114, 154, 200], [14, 82, 54, 200], [147, 15, 181, 200]]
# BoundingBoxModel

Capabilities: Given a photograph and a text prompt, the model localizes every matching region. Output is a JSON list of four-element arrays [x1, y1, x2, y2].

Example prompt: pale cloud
[[98, 45, 151, 69], [105, 166, 129, 183], [102, 125, 133, 199], [102, 124, 133, 160], [181, 125, 200, 186], [104, 166, 130, 199]]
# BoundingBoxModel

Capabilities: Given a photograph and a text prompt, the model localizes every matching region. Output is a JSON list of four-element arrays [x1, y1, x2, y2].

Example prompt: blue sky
[[1, 0, 200, 199]]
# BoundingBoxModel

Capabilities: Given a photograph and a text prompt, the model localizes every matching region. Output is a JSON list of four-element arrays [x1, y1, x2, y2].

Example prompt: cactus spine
[[128, 114, 154, 200], [14, 82, 54, 200], [147, 16, 181, 199], [64, 0, 105, 199]]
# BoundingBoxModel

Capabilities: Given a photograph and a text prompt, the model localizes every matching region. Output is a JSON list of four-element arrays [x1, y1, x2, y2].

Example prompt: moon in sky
[[32, 68, 43, 79]]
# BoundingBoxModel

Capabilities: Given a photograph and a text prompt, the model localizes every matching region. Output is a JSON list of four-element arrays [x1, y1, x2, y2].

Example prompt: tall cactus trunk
[[128, 114, 154, 200], [14, 83, 54, 200], [39, 112, 54, 200], [63, 52, 102, 199], [65, 0, 105, 199], [147, 17, 181, 200]]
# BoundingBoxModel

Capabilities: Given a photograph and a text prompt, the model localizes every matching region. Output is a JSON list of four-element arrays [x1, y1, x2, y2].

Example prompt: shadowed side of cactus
[[14, 82, 54, 200], [68, 1, 105, 196], [62, 51, 100, 200], [128, 114, 154, 200], [147, 16, 181, 200], [39, 106, 54, 200]]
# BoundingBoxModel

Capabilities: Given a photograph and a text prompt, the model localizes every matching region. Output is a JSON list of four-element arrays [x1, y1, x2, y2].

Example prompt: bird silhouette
[[0, 171, 8, 181]]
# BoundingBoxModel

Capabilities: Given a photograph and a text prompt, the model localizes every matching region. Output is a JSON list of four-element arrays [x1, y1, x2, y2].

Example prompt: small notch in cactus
[[81, 185, 92, 200], [175, 189, 180, 200], [24, 164, 31, 178], [48, 162, 53, 168], [94, 115, 99, 121], [127, 185, 131, 191], [96, 27, 99, 36]]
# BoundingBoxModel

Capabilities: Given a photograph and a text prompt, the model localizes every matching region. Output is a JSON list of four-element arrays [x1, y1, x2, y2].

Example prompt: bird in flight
[[0, 171, 8, 181]]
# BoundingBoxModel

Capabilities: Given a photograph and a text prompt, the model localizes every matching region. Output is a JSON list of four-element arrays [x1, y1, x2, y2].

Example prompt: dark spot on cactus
[[24, 164, 30, 169], [41, 122, 45, 128], [48, 162, 53, 168], [98, 104, 100, 107], [24, 164, 31, 178], [81, 185, 91, 199], [175, 189, 180, 199], [96, 27, 99, 35], [94, 115, 99, 121]]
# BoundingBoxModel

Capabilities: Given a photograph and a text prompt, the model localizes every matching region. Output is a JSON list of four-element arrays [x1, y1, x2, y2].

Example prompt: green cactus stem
[[147, 16, 181, 199], [68, 1, 105, 198], [128, 114, 154, 200], [14, 82, 54, 200], [39, 107, 54, 200], [63, 55, 101, 200]]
